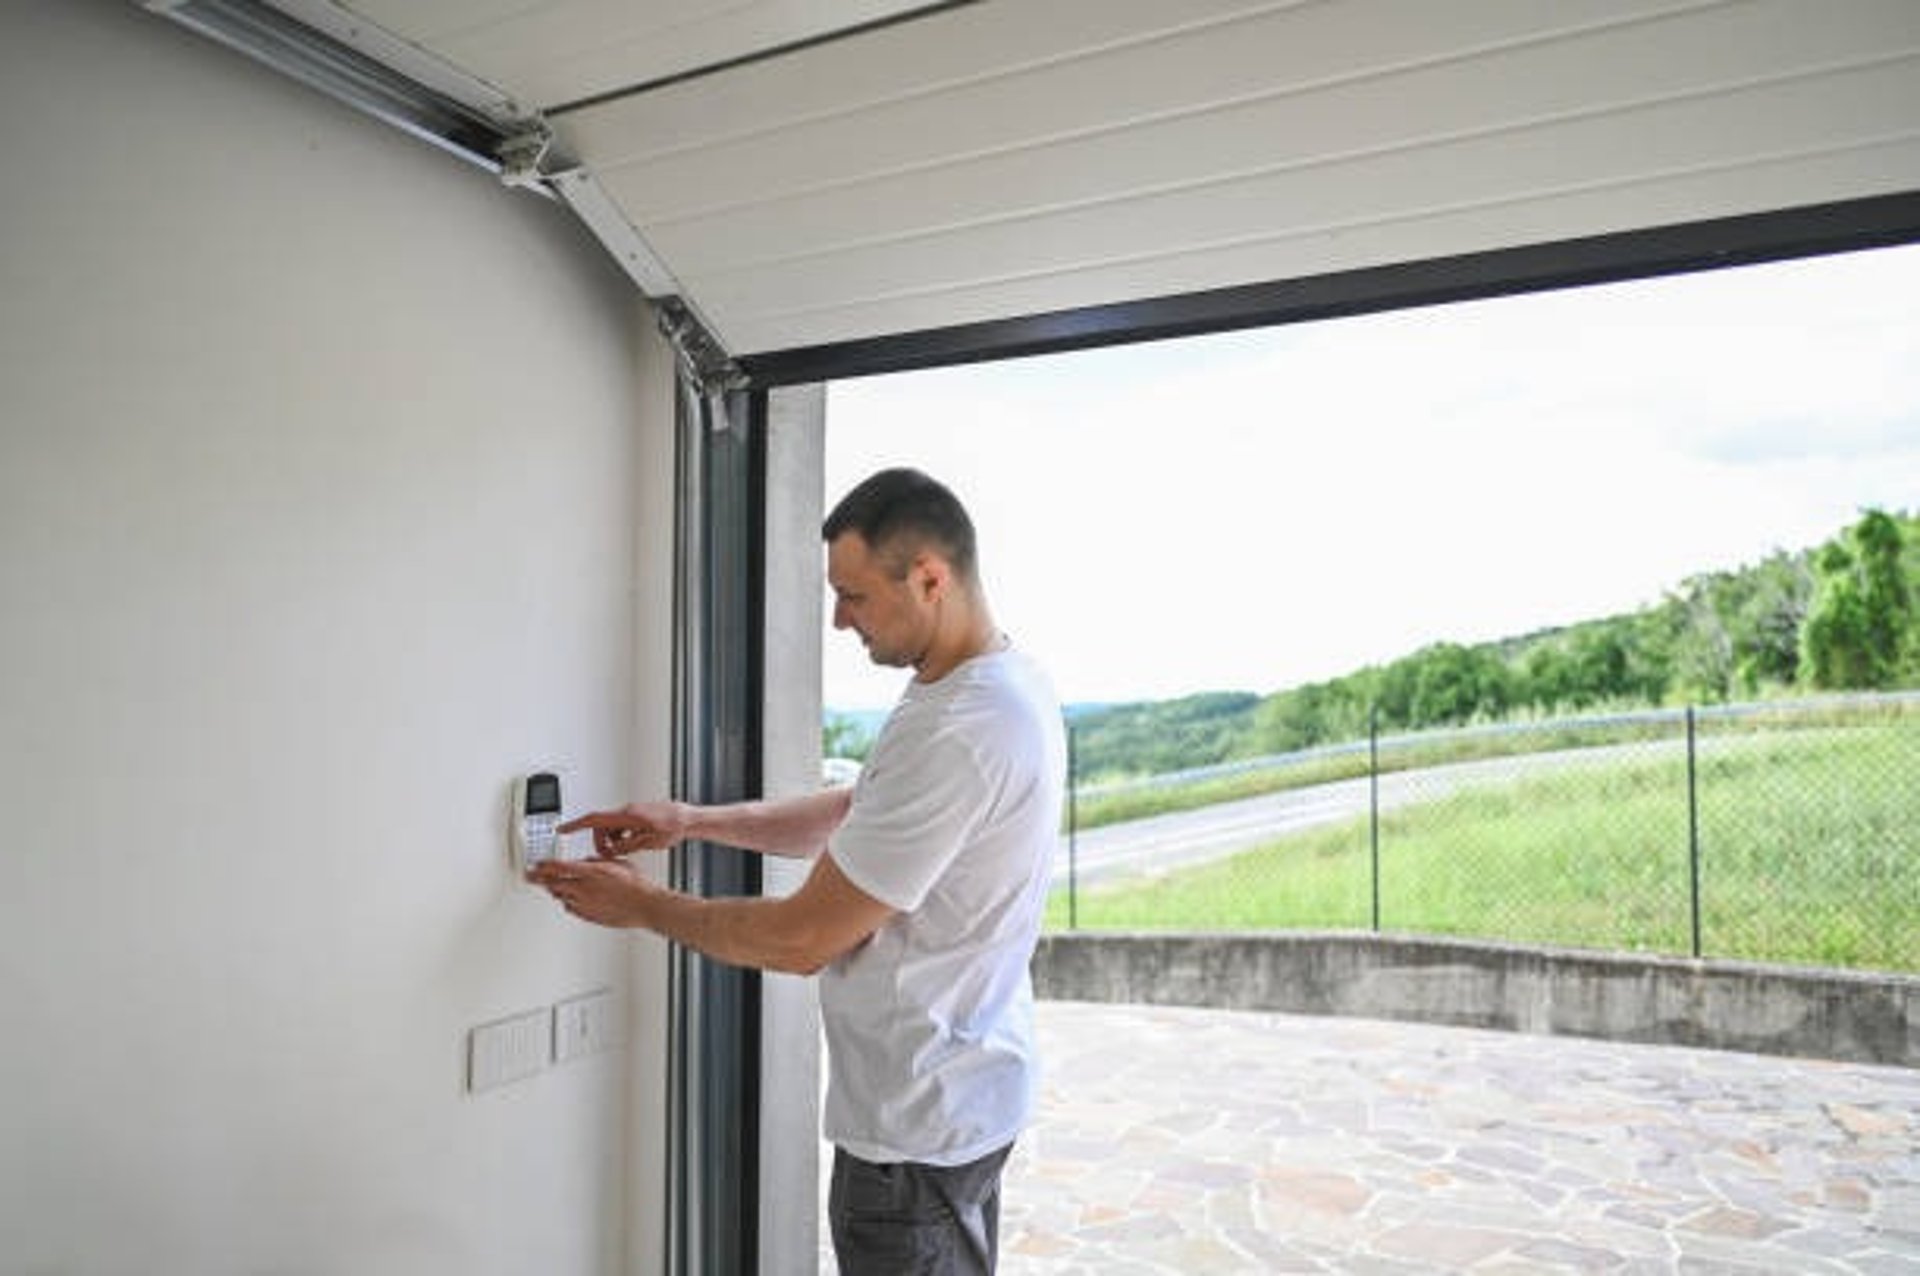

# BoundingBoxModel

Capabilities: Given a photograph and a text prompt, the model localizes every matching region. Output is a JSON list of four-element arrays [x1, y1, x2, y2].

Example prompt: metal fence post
[[1067, 719, 1078, 931], [1686, 704, 1702, 958], [1369, 703, 1381, 932]]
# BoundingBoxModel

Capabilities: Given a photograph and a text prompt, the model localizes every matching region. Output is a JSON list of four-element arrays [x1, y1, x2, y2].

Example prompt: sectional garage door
[[151, 0, 1920, 378]]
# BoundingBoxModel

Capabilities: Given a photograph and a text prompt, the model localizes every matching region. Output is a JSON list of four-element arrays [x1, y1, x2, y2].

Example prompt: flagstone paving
[[823, 1000, 1920, 1273], [985, 1001, 1920, 1274]]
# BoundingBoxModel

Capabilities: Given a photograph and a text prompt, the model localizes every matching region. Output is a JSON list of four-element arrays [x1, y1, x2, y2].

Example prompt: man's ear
[[912, 551, 949, 602]]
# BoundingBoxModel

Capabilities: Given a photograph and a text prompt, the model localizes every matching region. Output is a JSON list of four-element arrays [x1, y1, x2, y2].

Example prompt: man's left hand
[[527, 857, 655, 929]]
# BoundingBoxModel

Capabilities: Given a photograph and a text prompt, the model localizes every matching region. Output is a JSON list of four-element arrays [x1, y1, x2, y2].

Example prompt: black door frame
[[669, 381, 767, 1276]]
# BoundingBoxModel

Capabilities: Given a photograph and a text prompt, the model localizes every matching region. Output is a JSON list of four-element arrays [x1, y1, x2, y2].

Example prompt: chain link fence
[[1053, 692, 1920, 973]]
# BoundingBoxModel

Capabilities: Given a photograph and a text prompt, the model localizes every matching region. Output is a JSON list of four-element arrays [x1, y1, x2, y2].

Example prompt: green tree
[[1731, 551, 1813, 693], [1372, 656, 1417, 729], [1903, 511, 1920, 680], [1665, 583, 1734, 702], [1664, 552, 1809, 702], [822, 713, 874, 761], [1799, 509, 1912, 689], [1253, 677, 1374, 751], [1516, 636, 1579, 711], [1406, 642, 1512, 727], [1507, 613, 1672, 711]]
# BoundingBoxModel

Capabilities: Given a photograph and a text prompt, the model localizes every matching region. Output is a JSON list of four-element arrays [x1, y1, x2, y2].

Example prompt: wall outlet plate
[[554, 989, 620, 1063]]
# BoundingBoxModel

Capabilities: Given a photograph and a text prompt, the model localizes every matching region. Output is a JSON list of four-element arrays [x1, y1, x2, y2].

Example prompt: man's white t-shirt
[[820, 646, 1066, 1166]]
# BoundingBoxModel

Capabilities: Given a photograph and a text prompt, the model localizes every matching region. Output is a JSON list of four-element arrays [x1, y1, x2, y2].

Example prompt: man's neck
[[916, 603, 1002, 684]]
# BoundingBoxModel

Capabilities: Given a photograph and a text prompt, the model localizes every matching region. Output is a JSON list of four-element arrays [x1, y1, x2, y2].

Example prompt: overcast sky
[[822, 242, 1920, 712]]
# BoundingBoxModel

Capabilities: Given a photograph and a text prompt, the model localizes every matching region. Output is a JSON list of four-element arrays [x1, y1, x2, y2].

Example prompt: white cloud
[[824, 243, 1920, 709]]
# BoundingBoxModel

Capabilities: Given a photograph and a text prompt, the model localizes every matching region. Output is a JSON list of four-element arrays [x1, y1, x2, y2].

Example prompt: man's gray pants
[[828, 1143, 1013, 1275]]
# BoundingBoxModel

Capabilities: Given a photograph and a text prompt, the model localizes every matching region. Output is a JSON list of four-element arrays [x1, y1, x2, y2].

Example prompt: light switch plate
[[554, 989, 620, 1063], [468, 1008, 551, 1092]]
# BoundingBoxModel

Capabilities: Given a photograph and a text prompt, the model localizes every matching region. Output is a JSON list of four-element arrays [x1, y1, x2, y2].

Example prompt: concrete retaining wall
[[1033, 932, 1920, 1067]]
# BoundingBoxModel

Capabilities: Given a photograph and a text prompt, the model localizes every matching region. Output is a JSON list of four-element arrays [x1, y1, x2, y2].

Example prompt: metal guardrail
[[1074, 689, 1920, 802]]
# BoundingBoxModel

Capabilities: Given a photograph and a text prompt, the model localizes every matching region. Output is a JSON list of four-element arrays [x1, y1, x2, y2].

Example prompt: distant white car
[[821, 757, 863, 788]]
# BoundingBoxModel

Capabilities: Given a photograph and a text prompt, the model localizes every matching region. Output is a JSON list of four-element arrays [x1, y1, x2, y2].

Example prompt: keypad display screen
[[526, 774, 561, 814]]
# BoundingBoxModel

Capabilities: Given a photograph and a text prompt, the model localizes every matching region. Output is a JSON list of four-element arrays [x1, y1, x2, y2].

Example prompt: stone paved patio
[[821, 1000, 1920, 1273]]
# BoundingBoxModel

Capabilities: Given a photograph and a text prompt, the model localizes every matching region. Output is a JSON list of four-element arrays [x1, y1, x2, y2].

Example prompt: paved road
[[1052, 743, 1679, 888]]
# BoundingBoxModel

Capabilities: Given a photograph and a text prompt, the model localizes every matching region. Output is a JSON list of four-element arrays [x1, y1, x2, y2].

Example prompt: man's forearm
[[633, 885, 834, 975], [536, 829, 892, 972], [684, 786, 853, 859]]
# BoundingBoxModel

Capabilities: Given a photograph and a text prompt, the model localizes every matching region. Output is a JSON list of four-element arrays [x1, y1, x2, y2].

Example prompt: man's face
[[827, 532, 936, 670]]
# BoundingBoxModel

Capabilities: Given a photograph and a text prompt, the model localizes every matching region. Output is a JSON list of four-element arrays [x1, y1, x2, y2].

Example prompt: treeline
[[1068, 508, 1919, 782]]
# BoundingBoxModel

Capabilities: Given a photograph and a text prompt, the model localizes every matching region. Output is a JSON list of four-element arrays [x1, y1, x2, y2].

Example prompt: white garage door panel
[[247, 0, 1920, 357], [552, 0, 1281, 164], [343, 0, 938, 108], [554, 0, 1920, 355], [709, 134, 1920, 353], [676, 60, 1920, 323], [564, 0, 1683, 213], [619, 7, 1920, 276]]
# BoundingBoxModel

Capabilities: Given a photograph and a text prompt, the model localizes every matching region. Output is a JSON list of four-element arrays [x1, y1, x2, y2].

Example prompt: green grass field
[[1047, 722, 1919, 973]]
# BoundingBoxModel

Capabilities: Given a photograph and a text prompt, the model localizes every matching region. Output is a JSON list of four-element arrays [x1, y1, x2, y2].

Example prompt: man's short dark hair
[[822, 467, 978, 582]]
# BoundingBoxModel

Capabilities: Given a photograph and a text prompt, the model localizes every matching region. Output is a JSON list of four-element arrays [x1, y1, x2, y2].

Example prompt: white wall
[[0, 4, 672, 1272]]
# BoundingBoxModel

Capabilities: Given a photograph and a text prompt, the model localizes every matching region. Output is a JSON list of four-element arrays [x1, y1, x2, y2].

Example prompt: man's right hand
[[559, 801, 692, 858]]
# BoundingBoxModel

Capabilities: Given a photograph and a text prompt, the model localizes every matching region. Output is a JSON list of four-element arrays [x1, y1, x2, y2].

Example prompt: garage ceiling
[[152, 0, 1920, 379]]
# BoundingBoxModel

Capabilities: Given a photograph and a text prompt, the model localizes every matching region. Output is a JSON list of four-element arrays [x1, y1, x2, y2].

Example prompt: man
[[530, 467, 1066, 1275]]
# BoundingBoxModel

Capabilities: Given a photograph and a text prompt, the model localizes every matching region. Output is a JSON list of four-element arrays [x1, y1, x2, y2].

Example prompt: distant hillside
[[826, 701, 1123, 760], [829, 508, 1919, 779]]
